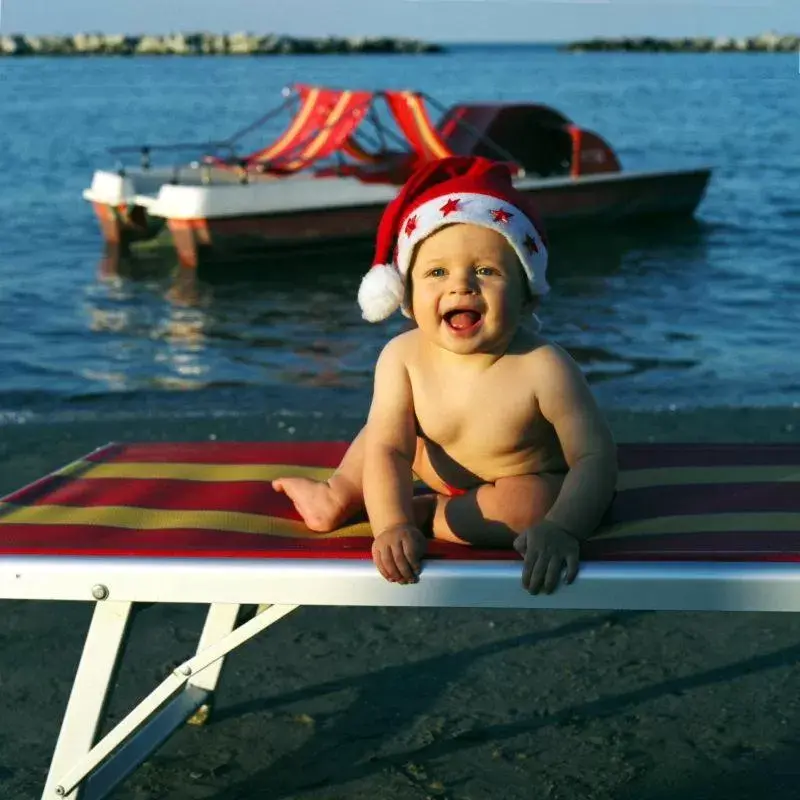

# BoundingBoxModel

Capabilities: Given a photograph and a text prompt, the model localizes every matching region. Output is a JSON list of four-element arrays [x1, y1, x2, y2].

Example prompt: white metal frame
[[3, 555, 800, 799]]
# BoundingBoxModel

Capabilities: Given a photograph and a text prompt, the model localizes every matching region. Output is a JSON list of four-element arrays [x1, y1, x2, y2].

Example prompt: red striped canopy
[[0, 441, 798, 563]]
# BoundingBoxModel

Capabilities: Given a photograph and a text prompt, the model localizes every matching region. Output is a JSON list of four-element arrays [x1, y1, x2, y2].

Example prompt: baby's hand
[[513, 520, 580, 595], [372, 523, 428, 584]]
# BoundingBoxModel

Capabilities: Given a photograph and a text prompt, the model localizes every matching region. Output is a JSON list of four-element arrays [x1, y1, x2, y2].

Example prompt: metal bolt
[[91, 584, 109, 601], [179, 665, 192, 676], [55, 786, 66, 797]]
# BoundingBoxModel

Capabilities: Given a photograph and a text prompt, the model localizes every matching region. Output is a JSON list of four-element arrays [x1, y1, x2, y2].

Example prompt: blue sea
[[0, 45, 797, 426]]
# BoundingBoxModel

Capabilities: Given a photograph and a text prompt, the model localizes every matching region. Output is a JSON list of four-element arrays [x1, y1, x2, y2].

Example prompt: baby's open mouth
[[443, 308, 483, 331]]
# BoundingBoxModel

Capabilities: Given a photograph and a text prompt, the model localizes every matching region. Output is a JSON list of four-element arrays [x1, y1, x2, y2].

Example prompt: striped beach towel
[[0, 442, 798, 562]]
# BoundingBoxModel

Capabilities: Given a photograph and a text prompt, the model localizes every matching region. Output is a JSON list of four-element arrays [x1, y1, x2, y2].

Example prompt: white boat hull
[[83, 164, 712, 274]]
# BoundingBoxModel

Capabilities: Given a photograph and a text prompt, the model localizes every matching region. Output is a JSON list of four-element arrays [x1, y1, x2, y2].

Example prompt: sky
[[1, 0, 796, 43]]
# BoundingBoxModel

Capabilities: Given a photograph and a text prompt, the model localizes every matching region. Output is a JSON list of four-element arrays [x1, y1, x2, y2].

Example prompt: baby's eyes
[[424, 265, 498, 278]]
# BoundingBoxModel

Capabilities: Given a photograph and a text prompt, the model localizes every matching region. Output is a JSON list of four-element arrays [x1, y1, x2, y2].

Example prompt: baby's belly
[[413, 436, 566, 494]]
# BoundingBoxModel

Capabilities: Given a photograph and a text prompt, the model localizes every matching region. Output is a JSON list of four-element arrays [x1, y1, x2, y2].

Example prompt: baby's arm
[[533, 344, 618, 540], [363, 338, 426, 583], [515, 345, 618, 594]]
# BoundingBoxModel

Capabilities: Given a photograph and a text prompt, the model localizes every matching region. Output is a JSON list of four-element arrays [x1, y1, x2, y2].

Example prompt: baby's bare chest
[[411, 369, 538, 451]]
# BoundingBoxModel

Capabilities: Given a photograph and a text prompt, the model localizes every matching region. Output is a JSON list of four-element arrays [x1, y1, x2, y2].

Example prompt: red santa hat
[[357, 155, 549, 323]]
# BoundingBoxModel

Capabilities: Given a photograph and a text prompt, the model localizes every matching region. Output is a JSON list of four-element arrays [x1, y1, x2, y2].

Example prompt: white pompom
[[357, 263, 405, 322]]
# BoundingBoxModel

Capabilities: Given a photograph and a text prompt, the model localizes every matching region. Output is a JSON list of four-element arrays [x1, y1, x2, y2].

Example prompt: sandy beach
[[1, 407, 799, 800]]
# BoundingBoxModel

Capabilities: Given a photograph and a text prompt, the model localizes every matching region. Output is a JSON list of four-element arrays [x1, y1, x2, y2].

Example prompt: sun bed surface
[[0, 441, 797, 563]]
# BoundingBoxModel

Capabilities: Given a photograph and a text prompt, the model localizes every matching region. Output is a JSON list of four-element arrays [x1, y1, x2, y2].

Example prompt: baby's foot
[[271, 477, 358, 532]]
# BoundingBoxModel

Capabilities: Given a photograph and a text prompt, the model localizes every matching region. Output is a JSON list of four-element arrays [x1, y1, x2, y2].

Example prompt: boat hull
[[86, 166, 712, 275]]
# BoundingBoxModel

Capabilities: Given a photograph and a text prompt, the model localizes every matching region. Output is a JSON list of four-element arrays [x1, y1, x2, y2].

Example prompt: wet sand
[[1, 408, 799, 800]]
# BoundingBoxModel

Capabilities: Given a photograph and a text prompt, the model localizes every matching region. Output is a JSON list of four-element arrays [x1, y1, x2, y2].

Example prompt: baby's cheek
[[497, 292, 519, 314], [412, 286, 436, 312]]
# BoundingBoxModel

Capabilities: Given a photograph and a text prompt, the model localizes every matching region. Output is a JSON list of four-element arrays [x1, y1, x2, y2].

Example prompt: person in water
[[273, 156, 618, 594]]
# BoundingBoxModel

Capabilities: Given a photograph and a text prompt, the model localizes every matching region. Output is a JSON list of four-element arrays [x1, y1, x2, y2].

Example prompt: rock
[[0, 32, 444, 57], [563, 31, 799, 53], [135, 35, 166, 55], [0, 35, 28, 55], [103, 35, 137, 55], [227, 32, 259, 55], [756, 31, 782, 51], [73, 33, 103, 53], [690, 38, 715, 52]]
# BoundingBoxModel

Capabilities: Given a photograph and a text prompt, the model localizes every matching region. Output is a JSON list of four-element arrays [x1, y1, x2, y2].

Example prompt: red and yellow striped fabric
[[0, 442, 798, 562], [277, 90, 373, 171], [383, 91, 455, 161], [245, 85, 334, 165]]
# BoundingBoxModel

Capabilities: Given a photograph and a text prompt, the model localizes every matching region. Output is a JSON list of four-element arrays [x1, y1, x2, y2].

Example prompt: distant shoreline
[[563, 32, 798, 53], [3, 34, 798, 56], [0, 32, 444, 57]]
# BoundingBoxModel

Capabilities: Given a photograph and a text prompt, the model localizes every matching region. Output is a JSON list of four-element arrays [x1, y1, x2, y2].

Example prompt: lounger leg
[[186, 603, 243, 726], [51, 603, 298, 800], [41, 600, 133, 800]]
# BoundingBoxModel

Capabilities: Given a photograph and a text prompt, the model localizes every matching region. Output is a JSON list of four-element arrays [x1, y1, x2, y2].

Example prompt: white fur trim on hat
[[396, 192, 549, 297], [357, 263, 405, 322]]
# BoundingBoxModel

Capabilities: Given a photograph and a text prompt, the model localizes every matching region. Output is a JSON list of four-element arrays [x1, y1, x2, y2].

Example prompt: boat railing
[[103, 85, 541, 182], [106, 88, 380, 184], [105, 88, 299, 174]]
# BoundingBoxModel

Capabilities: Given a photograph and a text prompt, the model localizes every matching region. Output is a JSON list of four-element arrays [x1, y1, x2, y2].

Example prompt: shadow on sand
[[186, 605, 799, 800]]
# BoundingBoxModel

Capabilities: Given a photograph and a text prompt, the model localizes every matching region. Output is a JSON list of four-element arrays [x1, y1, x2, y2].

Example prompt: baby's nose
[[450, 274, 479, 293]]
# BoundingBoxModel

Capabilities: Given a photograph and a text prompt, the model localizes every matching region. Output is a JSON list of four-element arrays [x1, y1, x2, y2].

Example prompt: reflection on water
[[87, 288, 213, 391], [80, 218, 717, 411], [86, 247, 391, 399], [548, 217, 709, 287]]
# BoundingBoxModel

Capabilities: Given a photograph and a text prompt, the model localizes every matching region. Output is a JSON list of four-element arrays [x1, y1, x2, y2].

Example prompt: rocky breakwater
[[564, 31, 799, 53], [0, 32, 444, 56]]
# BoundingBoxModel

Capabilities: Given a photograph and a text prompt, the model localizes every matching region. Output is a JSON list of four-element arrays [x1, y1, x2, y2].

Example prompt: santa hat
[[357, 155, 549, 323]]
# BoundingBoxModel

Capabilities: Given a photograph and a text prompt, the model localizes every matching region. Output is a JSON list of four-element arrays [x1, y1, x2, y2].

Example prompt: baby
[[274, 156, 618, 594]]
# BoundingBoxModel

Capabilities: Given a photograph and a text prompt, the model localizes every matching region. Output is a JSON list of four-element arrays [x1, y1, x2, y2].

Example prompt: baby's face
[[408, 223, 529, 355]]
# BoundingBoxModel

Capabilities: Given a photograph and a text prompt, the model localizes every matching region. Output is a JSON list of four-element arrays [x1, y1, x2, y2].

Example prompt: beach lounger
[[0, 440, 798, 799]]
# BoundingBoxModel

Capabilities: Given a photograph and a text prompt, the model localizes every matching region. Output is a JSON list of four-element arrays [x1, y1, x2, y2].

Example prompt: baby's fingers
[[521, 547, 538, 591], [401, 539, 422, 581], [372, 547, 392, 582], [525, 551, 550, 595], [392, 543, 418, 584], [543, 556, 565, 594], [373, 545, 402, 583], [565, 551, 580, 585]]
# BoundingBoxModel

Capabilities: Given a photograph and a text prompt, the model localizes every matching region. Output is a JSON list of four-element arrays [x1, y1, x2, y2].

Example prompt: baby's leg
[[430, 473, 565, 548], [272, 428, 367, 531], [272, 428, 434, 533]]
